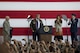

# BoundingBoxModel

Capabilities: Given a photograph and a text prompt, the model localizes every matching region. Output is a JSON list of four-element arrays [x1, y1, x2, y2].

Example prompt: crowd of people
[[0, 38, 80, 53]]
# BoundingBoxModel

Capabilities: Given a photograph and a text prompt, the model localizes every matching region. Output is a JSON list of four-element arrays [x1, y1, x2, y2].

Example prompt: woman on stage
[[54, 15, 63, 41]]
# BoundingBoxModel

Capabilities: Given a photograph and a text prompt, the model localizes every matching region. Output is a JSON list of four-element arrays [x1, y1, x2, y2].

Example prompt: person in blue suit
[[68, 14, 78, 44]]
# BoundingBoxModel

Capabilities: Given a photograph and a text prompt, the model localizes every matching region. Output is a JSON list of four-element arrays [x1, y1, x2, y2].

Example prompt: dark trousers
[[71, 32, 78, 44], [54, 36, 63, 41], [33, 30, 40, 41]]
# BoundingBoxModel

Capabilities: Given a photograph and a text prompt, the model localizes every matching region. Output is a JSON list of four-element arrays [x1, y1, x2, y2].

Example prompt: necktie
[[36, 20, 38, 29]]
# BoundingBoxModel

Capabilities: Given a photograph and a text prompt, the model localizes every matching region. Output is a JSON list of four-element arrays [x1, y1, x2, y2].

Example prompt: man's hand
[[27, 15, 31, 18], [32, 30, 34, 32]]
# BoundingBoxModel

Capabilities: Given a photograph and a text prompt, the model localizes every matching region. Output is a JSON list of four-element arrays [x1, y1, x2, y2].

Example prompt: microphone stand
[[45, 18, 47, 26], [66, 20, 68, 41], [27, 15, 32, 43], [27, 20, 29, 43]]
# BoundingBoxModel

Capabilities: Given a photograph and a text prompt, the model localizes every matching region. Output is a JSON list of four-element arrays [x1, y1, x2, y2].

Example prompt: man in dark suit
[[30, 14, 43, 41], [68, 14, 78, 44]]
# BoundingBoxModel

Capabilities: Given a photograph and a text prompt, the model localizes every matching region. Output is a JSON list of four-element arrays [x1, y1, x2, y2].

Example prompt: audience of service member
[[0, 39, 80, 53]]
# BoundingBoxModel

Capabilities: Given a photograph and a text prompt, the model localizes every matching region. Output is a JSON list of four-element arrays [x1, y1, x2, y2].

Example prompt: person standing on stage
[[3, 16, 11, 43], [54, 15, 63, 41], [68, 14, 78, 44], [30, 14, 43, 41]]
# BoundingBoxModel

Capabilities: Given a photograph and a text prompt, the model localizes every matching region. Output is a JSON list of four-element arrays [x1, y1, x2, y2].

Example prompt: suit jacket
[[68, 18, 78, 33], [30, 19, 43, 32], [3, 20, 11, 41]]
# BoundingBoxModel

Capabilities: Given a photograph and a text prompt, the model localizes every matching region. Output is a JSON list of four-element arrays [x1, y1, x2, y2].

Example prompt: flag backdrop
[[0, 0, 80, 43]]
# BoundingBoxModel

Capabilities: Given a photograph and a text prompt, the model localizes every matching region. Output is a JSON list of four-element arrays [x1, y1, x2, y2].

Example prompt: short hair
[[36, 14, 40, 15], [72, 14, 76, 16], [50, 42, 54, 44]]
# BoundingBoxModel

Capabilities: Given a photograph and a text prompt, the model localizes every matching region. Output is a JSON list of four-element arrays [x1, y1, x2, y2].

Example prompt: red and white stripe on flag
[[0, 0, 80, 2], [0, 0, 80, 42]]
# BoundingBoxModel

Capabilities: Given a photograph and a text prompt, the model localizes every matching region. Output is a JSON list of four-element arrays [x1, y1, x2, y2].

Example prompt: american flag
[[0, 0, 80, 43]]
